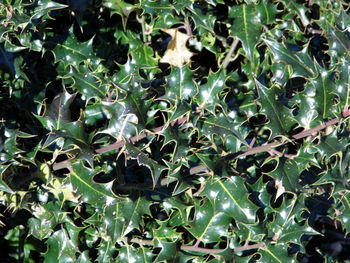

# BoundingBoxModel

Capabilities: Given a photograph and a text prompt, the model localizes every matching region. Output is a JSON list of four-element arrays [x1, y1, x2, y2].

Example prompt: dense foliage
[[1, 0, 350, 262]]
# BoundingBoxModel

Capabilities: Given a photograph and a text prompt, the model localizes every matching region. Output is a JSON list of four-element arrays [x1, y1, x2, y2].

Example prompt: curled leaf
[[160, 28, 194, 67]]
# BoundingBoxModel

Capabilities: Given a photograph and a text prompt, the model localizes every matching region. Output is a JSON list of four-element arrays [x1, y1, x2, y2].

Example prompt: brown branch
[[52, 159, 72, 172], [113, 176, 178, 191], [222, 37, 240, 69], [52, 115, 188, 171], [95, 115, 188, 154], [120, 237, 265, 254], [53, 109, 350, 175], [236, 141, 284, 158], [291, 109, 350, 139], [188, 109, 350, 175]]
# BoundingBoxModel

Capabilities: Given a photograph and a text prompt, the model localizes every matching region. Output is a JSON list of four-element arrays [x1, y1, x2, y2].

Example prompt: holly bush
[[1, 0, 350, 262]]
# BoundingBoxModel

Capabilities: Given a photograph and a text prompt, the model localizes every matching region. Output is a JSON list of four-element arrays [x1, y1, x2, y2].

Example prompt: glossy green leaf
[[164, 66, 197, 101], [52, 32, 99, 69], [229, 4, 262, 65], [277, 0, 310, 28], [125, 143, 167, 187], [43, 226, 82, 263], [255, 80, 294, 138], [304, 69, 337, 120], [115, 244, 153, 263], [266, 197, 317, 246], [266, 158, 302, 194], [335, 191, 350, 234], [61, 64, 109, 101], [85, 100, 138, 139], [0, 165, 14, 193], [70, 160, 115, 206], [258, 243, 297, 263], [198, 114, 246, 152], [187, 4, 216, 35], [154, 239, 194, 263], [264, 39, 317, 78], [335, 57, 350, 109], [201, 176, 258, 224], [31, 0, 68, 21], [118, 30, 158, 68], [105, 0, 138, 29], [197, 70, 226, 113], [186, 198, 230, 243], [313, 130, 348, 159], [103, 195, 152, 238], [96, 240, 117, 263]]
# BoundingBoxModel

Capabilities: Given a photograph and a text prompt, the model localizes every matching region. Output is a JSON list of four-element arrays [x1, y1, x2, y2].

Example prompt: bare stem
[[52, 115, 188, 171], [188, 109, 350, 174], [52, 160, 72, 172], [222, 37, 240, 69], [53, 109, 350, 175], [95, 115, 188, 154], [136, 14, 147, 43]]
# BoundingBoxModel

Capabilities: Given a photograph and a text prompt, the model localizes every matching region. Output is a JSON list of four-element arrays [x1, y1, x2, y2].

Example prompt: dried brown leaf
[[160, 28, 194, 67]]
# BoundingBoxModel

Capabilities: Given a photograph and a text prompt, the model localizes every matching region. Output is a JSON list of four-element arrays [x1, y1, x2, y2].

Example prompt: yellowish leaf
[[275, 179, 286, 201], [160, 28, 194, 67]]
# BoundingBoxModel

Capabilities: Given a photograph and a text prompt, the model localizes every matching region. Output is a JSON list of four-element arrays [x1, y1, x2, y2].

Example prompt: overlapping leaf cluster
[[0, 0, 350, 262]]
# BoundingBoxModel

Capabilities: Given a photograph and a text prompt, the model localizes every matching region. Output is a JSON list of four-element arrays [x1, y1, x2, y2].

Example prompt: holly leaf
[[125, 143, 167, 187], [187, 4, 216, 35], [31, 0, 68, 20], [118, 30, 158, 68], [0, 165, 14, 194], [154, 239, 194, 262], [265, 196, 317, 246], [304, 68, 337, 120], [312, 130, 348, 160], [69, 160, 115, 207], [265, 158, 302, 196], [85, 101, 138, 140], [160, 28, 194, 67], [291, 90, 318, 129], [264, 38, 317, 78], [104, 0, 138, 30], [186, 198, 231, 244], [257, 0, 279, 25], [277, 0, 310, 28], [229, 3, 263, 66], [201, 176, 258, 224], [102, 195, 152, 239], [255, 80, 294, 138], [258, 243, 297, 263], [164, 66, 197, 101], [36, 91, 93, 164], [335, 191, 350, 234], [60, 64, 109, 102], [198, 115, 246, 153], [52, 31, 99, 69], [115, 244, 153, 263], [336, 57, 350, 109], [197, 70, 226, 113]]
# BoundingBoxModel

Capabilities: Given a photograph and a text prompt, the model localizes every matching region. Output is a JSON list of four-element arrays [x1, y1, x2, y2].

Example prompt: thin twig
[[188, 109, 350, 174], [52, 159, 73, 172], [52, 115, 188, 171], [136, 14, 147, 43], [53, 109, 350, 175], [95, 115, 188, 154], [222, 37, 240, 69]]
